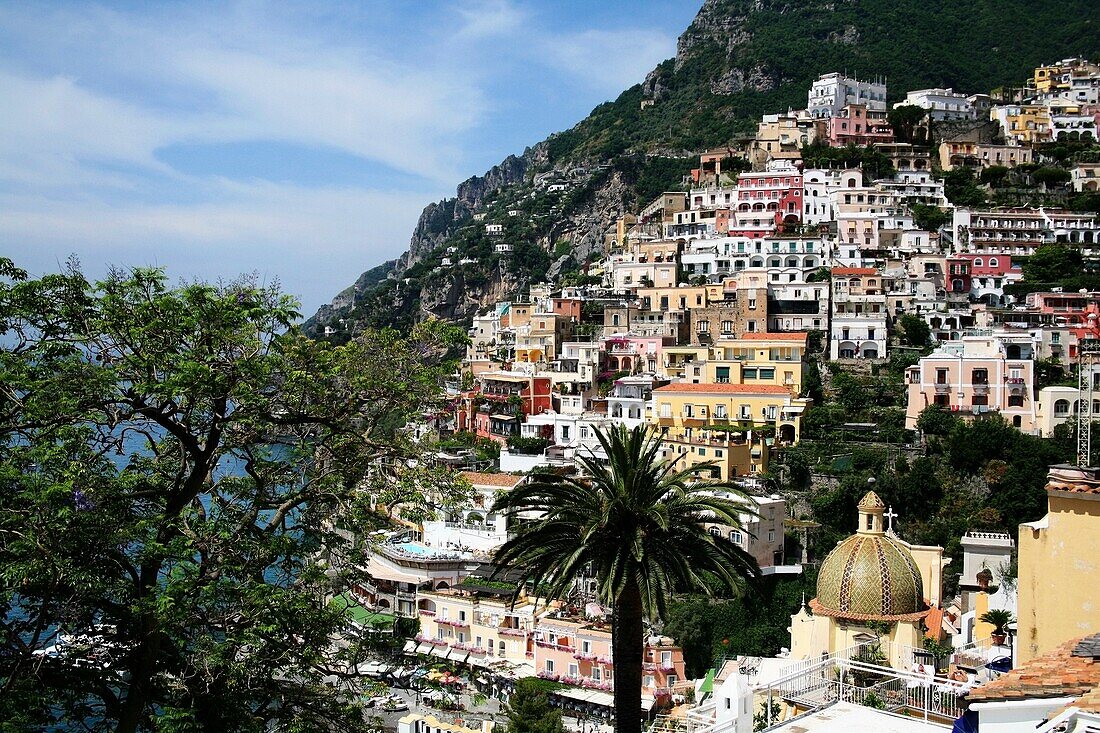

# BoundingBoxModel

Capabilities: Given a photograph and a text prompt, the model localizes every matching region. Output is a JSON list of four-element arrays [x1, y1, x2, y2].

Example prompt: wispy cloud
[[0, 0, 682, 311]]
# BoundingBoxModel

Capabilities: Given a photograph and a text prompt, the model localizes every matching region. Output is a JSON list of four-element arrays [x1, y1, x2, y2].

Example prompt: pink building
[[733, 170, 804, 232], [825, 104, 894, 147], [601, 335, 667, 374], [905, 333, 1037, 432]]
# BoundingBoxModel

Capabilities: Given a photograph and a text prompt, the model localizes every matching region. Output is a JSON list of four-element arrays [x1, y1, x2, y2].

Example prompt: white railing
[[682, 652, 967, 733]]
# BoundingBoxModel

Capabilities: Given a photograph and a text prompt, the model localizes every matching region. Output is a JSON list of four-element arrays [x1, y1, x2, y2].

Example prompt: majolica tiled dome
[[811, 491, 928, 621]]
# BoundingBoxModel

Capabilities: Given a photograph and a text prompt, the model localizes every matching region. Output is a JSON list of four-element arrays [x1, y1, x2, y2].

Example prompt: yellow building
[[661, 334, 807, 393], [789, 493, 944, 669], [416, 587, 536, 669], [994, 104, 1052, 145], [706, 333, 807, 393], [1017, 464, 1100, 663], [651, 382, 810, 476]]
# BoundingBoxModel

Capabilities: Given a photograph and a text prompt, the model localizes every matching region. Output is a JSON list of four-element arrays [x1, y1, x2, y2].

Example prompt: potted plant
[[980, 609, 1014, 645]]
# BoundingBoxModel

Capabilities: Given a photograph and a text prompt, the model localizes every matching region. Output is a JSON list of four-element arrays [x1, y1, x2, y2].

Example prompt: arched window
[[729, 530, 743, 544], [709, 527, 721, 537], [974, 258, 983, 267], [1054, 399, 1070, 416], [988, 258, 998, 268]]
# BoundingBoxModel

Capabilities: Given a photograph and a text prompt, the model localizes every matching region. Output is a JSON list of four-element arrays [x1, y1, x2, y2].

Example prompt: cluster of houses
[[365, 60, 1100, 733]]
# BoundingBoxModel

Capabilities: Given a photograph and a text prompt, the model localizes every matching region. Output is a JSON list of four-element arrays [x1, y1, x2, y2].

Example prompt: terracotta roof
[[924, 608, 945, 640], [966, 634, 1100, 704], [832, 267, 878, 276], [1045, 464, 1100, 495], [1047, 479, 1100, 495], [653, 383, 794, 394], [459, 471, 524, 488], [730, 332, 808, 342]]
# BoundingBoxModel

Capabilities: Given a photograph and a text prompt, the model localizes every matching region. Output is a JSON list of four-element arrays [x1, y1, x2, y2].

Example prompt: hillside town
[[330, 59, 1100, 733]]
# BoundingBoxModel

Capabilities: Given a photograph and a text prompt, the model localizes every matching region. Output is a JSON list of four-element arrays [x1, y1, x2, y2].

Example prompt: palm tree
[[491, 425, 760, 733]]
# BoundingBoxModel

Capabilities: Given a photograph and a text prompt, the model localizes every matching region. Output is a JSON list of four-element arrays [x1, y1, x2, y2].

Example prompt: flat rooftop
[[767, 701, 948, 733]]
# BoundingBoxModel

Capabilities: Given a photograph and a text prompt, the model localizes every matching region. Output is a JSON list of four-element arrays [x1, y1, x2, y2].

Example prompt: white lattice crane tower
[[1077, 312, 1100, 467]]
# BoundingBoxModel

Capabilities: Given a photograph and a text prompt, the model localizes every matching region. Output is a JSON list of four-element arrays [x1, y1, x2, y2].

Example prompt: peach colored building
[[905, 332, 1038, 432], [533, 613, 687, 698]]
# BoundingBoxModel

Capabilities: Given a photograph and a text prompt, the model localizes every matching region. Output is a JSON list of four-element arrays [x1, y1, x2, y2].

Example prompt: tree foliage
[[0, 259, 461, 731], [504, 678, 567, 733]]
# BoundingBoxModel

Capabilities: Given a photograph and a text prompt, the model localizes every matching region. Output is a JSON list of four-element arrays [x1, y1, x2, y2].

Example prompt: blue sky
[[0, 1, 700, 314]]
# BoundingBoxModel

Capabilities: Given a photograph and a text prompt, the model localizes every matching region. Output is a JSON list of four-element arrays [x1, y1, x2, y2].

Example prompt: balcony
[[934, 383, 951, 393], [972, 384, 989, 395]]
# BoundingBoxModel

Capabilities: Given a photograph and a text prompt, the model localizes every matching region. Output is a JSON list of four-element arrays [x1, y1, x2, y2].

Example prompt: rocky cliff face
[[310, 0, 1100, 335]]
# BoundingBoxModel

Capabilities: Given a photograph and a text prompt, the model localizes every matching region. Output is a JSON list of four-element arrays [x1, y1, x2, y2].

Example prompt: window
[[476, 635, 482, 648], [546, 660, 555, 673], [721, 320, 734, 333], [569, 663, 579, 677], [582, 640, 591, 655], [759, 368, 775, 380], [740, 404, 751, 419], [437, 628, 445, 640], [612, 314, 620, 326], [697, 320, 710, 333], [747, 320, 757, 332], [1008, 394, 1024, 407], [972, 368, 988, 385], [459, 610, 466, 622], [562, 426, 570, 440], [592, 668, 602, 681], [934, 394, 949, 406], [683, 405, 694, 418], [768, 530, 776, 542], [743, 368, 758, 379], [972, 394, 988, 406], [936, 369, 948, 385], [660, 403, 671, 418], [730, 530, 743, 544], [748, 298, 757, 309]]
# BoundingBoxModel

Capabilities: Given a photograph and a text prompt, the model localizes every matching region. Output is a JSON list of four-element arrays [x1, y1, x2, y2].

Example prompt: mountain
[[307, 0, 1100, 337]]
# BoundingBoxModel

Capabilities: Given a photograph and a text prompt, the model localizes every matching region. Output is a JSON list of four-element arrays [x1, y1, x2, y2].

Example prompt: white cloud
[[1, 179, 437, 310], [453, 0, 527, 40]]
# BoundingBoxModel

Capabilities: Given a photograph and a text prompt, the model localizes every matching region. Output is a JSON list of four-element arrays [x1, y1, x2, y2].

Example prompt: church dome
[[811, 491, 928, 621]]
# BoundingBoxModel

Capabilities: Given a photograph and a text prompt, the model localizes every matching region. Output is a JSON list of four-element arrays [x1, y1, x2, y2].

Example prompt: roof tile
[[966, 634, 1100, 704]]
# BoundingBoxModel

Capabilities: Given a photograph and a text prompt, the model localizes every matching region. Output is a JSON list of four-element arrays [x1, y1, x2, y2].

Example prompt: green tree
[[0, 260, 461, 731], [1033, 166, 1071, 188], [911, 203, 949, 233], [888, 104, 928, 144], [491, 426, 760, 733], [916, 405, 960, 436], [899, 314, 932, 347], [1022, 243, 1083, 283], [504, 678, 567, 733], [942, 167, 988, 206], [979, 165, 1010, 187]]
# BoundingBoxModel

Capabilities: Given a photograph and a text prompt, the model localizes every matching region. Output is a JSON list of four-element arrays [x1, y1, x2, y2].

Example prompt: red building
[[455, 372, 553, 444], [825, 104, 894, 147]]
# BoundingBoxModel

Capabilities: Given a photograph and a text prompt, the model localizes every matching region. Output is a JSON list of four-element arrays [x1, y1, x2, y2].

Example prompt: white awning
[[364, 556, 425, 585], [429, 645, 451, 659], [415, 642, 434, 655], [402, 640, 416, 654], [555, 686, 615, 709]]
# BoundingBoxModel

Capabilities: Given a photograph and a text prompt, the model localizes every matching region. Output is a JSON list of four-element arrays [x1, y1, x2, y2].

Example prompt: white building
[[830, 267, 889, 359], [807, 72, 887, 118], [897, 88, 976, 121], [606, 375, 660, 429]]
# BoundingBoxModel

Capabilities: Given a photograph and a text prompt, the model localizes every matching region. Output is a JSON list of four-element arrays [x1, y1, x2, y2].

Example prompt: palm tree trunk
[[612, 577, 644, 733]]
